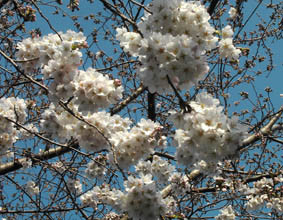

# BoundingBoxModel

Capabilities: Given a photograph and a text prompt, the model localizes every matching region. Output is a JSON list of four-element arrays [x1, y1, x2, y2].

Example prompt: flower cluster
[[16, 30, 85, 75], [51, 161, 67, 174], [241, 177, 283, 212], [229, 7, 237, 19], [25, 181, 39, 196], [80, 191, 98, 210], [215, 205, 236, 220], [16, 31, 123, 112], [66, 178, 83, 194], [169, 172, 191, 197], [80, 184, 123, 211], [20, 157, 32, 169], [72, 68, 123, 113], [103, 212, 120, 220], [75, 112, 131, 152], [0, 97, 27, 156], [116, 0, 220, 93], [135, 155, 175, 184], [41, 105, 131, 151], [85, 154, 108, 180], [219, 25, 241, 60], [41, 102, 166, 168], [80, 174, 176, 220], [121, 174, 175, 220], [40, 103, 78, 142], [109, 119, 167, 169], [170, 92, 247, 173]]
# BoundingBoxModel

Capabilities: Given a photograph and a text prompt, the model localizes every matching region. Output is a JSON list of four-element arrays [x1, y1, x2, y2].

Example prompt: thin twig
[[0, 49, 49, 92], [31, 0, 63, 41]]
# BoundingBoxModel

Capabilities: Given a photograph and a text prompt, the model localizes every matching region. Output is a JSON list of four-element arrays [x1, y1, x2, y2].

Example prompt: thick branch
[[0, 141, 79, 176], [148, 91, 156, 121], [207, 0, 220, 16], [110, 85, 146, 115], [239, 106, 283, 151]]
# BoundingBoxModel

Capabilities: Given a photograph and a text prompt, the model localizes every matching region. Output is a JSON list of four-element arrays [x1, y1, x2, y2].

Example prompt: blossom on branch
[[170, 92, 248, 173]]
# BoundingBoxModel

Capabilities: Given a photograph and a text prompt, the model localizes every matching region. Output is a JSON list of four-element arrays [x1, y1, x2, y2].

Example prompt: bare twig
[[31, 0, 63, 41], [0, 49, 49, 92]]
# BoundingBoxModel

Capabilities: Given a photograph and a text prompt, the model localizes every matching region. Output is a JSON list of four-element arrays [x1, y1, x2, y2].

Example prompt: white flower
[[229, 7, 237, 19], [26, 181, 39, 195], [121, 174, 175, 220], [216, 205, 236, 220], [222, 25, 234, 39], [81, 184, 123, 210], [135, 156, 176, 184], [169, 172, 191, 196], [170, 92, 247, 173], [20, 158, 32, 169], [52, 161, 66, 173], [219, 38, 241, 60], [16, 30, 125, 109], [0, 97, 27, 155], [109, 119, 166, 169], [80, 191, 97, 209], [66, 178, 82, 194], [85, 154, 108, 180], [116, 0, 218, 93], [72, 68, 123, 113]]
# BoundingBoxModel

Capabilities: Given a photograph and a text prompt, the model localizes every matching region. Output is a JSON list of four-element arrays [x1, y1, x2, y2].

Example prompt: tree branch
[[0, 141, 79, 176], [110, 85, 146, 115], [239, 106, 283, 151], [148, 91, 156, 121], [0, 49, 49, 92], [207, 0, 220, 16]]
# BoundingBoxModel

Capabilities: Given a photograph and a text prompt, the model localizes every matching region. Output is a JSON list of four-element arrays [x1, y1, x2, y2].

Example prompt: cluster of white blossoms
[[51, 161, 67, 174], [238, 177, 283, 213], [219, 25, 241, 60], [135, 155, 175, 184], [16, 30, 85, 75], [40, 103, 78, 142], [109, 119, 167, 169], [20, 157, 32, 169], [229, 7, 238, 19], [72, 69, 123, 113], [103, 212, 120, 220], [116, 0, 240, 93], [41, 105, 131, 150], [0, 97, 27, 156], [41, 104, 166, 168], [16, 31, 123, 112], [85, 154, 108, 180], [66, 178, 83, 194], [215, 205, 236, 220], [80, 184, 123, 211], [168, 172, 191, 196], [81, 174, 175, 220], [116, 0, 215, 93], [170, 92, 247, 173], [74, 111, 131, 152], [121, 174, 175, 220], [25, 181, 39, 196]]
